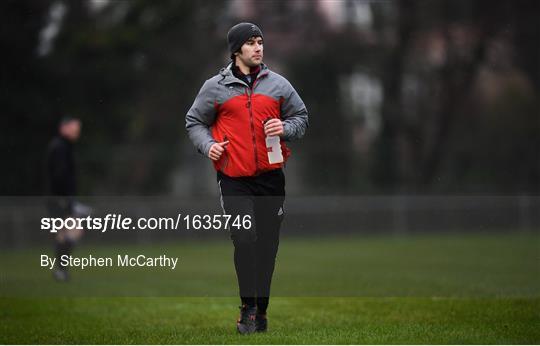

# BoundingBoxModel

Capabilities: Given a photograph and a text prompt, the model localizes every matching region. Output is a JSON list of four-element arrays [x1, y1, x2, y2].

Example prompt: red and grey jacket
[[186, 63, 308, 177]]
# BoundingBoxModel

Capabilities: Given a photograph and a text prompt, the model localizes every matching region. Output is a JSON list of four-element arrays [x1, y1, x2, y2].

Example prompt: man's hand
[[208, 141, 229, 161], [264, 119, 284, 137]]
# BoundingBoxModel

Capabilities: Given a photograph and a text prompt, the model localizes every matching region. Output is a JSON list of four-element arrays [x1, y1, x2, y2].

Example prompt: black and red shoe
[[237, 305, 257, 334], [255, 313, 267, 332]]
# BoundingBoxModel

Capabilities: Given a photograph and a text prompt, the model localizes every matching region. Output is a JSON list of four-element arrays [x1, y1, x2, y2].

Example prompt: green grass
[[1, 233, 539, 343], [1, 297, 539, 344]]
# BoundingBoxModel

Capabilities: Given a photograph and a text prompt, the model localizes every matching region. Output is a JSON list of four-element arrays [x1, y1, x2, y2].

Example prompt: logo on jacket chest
[[226, 85, 245, 98]]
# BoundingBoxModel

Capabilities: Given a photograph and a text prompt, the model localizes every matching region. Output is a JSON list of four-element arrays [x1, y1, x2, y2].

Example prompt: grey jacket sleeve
[[280, 80, 309, 141], [185, 79, 218, 156]]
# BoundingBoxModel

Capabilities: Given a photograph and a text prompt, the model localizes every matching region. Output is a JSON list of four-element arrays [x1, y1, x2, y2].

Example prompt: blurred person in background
[[47, 116, 87, 281], [186, 22, 308, 334]]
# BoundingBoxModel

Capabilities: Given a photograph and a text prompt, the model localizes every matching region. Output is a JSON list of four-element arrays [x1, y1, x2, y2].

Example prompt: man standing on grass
[[186, 22, 308, 334], [47, 117, 85, 281]]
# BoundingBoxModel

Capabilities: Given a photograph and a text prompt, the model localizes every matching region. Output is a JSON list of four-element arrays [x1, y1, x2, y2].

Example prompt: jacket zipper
[[246, 87, 259, 174]]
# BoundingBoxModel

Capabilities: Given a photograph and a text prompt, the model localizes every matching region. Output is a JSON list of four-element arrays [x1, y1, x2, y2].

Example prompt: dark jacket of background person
[[47, 136, 76, 196]]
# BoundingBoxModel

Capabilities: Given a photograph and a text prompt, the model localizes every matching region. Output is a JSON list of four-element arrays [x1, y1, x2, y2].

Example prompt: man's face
[[236, 36, 263, 67], [61, 120, 81, 142]]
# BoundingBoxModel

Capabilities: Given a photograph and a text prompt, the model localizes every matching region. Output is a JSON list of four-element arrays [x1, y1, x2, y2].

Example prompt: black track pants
[[217, 169, 285, 314]]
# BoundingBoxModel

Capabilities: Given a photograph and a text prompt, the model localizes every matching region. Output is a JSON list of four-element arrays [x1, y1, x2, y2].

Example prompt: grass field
[[1, 233, 539, 344]]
